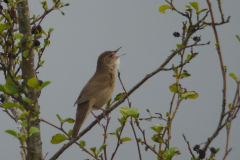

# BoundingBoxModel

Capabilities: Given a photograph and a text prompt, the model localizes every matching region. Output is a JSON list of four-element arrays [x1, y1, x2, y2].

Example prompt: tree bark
[[16, 0, 43, 159]]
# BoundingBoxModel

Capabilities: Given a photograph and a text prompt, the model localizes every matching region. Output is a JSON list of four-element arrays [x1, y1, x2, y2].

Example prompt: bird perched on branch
[[72, 47, 125, 138]]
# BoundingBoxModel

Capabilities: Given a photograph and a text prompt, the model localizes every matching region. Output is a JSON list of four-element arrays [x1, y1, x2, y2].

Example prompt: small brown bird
[[72, 47, 125, 138]]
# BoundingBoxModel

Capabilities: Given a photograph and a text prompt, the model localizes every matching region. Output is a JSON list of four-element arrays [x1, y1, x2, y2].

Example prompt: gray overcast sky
[[0, 0, 240, 160]]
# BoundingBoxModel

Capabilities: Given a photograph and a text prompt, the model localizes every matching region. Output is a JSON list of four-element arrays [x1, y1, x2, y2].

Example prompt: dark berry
[[34, 40, 40, 46], [173, 32, 180, 37], [198, 149, 205, 159], [193, 36, 201, 42], [210, 147, 217, 154], [7, 53, 16, 59], [31, 25, 42, 34], [6, 41, 11, 46], [193, 144, 200, 152], [0, 5, 3, 11], [0, 96, 5, 103]]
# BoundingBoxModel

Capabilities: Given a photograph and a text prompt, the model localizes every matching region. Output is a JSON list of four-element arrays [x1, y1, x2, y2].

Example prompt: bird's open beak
[[114, 46, 126, 57]]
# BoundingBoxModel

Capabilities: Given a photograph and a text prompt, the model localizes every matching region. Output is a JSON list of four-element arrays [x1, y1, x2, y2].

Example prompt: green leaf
[[228, 103, 232, 111], [229, 72, 238, 82], [49, 28, 54, 34], [64, 118, 74, 123], [163, 147, 180, 159], [121, 137, 132, 142], [151, 134, 164, 143], [174, 68, 178, 76], [16, 75, 22, 80], [236, 35, 240, 41], [68, 129, 72, 136], [96, 143, 108, 155], [0, 23, 9, 34], [27, 78, 41, 92], [56, 114, 62, 122], [186, 54, 191, 61], [29, 126, 40, 134], [5, 130, 17, 137], [197, 8, 208, 14], [176, 44, 181, 49], [44, 39, 50, 47], [21, 120, 28, 127], [90, 147, 97, 156], [126, 107, 139, 119], [40, 1, 48, 10], [166, 112, 171, 118], [19, 112, 26, 119], [105, 98, 112, 109], [119, 106, 138, 119], [181, 91, 199, 99], [41, 81, 51, 88], [116, 127, 122, 133], [0, 16, 4, 22], [4, 84, 18, 94], [22, 97, 31, 105], [3, 102, 25, 111], [41, 29, 47, 36], [114, 93, 126, 101], [4, 75, 17, 94], [159, 5, 173, 14], [13, 33, 23, 40], [51, 133, 67, 144], [189, 2, 199, 12], [150, 124, 165, 134], [109, 132, 116, 135], [169, 84, 179, 93], [79, 140, 86, 148], [39, 60, 45, 66], [18, 136, 25, 143], [119, 106, 129, 118], [23, 50, 29, 58], [180, 72, 191, 78], [0, 84, 5, 92], [118, 116, 126, 126]]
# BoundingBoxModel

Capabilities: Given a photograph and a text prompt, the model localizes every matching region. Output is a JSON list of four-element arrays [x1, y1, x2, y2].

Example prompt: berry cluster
[[193, 145, 205, 159], [31, 25, 42, 34]]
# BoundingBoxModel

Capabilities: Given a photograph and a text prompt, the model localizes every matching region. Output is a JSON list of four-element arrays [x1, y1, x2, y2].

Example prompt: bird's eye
[[108, 54, 113, 58]]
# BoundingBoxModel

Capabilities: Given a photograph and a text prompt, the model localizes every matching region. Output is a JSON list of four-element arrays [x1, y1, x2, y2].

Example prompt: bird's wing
[[73, 73, 112, 106]]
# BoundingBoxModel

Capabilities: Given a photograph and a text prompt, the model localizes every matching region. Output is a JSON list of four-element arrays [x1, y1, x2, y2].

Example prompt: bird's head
[[97, 47, 125, 72]]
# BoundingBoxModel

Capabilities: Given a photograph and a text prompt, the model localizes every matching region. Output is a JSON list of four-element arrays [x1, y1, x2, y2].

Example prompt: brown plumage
[[72, 47, 125, 138]]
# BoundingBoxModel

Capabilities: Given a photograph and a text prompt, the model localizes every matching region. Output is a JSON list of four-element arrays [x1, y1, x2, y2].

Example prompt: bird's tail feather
[[72, 101, 91, 138]]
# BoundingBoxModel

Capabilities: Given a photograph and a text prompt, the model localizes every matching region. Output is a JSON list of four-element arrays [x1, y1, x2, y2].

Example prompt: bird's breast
[[92, 85, 115, 110]]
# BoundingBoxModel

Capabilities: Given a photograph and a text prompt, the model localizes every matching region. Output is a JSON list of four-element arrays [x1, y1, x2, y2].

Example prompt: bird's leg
[[99, 108, 106, 119], [91, 111, 101, 125]]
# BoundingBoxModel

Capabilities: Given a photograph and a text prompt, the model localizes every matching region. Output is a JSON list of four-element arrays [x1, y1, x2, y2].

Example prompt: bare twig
[[102, 116, 111, 160], [182, 134, 195, 158], [202, 0, 227, 152]]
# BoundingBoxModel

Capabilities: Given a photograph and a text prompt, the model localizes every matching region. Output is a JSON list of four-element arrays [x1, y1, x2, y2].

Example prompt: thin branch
[[202, 0, 227, 152], [182, 134, 195, 158], [40, 118, 95, 158], [136, 122, 164, 160], [111, 122, 126, 160], [102, 116, 111, 160], [117, 70, 142, 160]]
